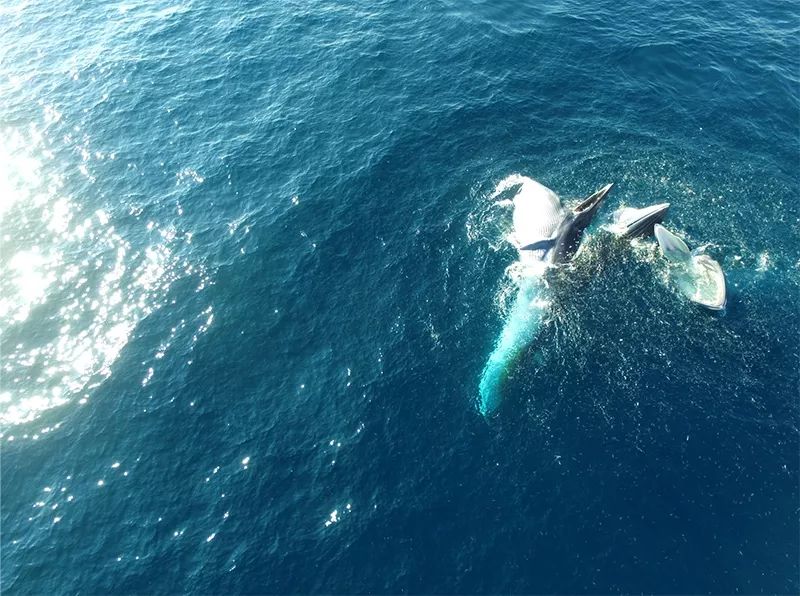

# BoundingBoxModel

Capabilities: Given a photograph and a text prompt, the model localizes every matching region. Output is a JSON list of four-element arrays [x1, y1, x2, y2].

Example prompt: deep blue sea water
[[1, 0, 798, 593]]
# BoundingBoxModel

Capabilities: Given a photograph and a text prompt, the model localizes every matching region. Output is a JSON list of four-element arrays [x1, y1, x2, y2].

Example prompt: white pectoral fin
[[655, 224, 692, 264]]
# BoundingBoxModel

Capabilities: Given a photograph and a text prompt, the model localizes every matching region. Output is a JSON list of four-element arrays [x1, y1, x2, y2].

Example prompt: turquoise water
[[1, 0, 798, 593]]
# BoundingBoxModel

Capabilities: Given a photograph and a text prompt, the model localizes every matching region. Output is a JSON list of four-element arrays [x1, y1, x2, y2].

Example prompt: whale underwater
[[477, 176, 726, 416]]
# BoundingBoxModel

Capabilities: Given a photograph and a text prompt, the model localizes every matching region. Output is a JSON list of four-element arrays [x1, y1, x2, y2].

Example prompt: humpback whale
[[478, 177, 613, 416], [654, 224, 727, 310]]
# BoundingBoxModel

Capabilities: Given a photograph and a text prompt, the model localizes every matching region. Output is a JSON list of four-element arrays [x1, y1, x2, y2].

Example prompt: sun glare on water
[[0, 124, 189, 429]]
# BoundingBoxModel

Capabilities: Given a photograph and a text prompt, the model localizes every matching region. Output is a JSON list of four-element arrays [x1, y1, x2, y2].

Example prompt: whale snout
[[613, 203, 670, 238], [573, 183, 614, 225]]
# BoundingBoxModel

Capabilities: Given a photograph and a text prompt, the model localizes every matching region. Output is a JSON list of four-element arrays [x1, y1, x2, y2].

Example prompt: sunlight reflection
[[0, 123, 200, 427]]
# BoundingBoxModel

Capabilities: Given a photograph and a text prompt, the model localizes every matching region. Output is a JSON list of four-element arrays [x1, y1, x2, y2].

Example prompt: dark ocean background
[[1, 0, 798, 593]]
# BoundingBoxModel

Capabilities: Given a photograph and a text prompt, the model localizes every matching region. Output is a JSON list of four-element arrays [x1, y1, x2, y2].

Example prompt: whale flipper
[[519, 237, 557, 252]]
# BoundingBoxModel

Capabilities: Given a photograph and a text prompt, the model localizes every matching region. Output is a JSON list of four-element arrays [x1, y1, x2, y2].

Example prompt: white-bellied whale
[[654, 224, 727, 310], [608, 203, 670, 238], [478, 176, 612, 416]]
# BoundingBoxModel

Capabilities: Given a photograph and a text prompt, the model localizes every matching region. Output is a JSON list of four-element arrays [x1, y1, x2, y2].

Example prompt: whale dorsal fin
[[654, 224, 691, 264]]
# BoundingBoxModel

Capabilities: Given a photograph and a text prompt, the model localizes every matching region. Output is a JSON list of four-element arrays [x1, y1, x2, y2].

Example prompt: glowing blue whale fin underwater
[[478, 276, 548, 416], [478, 178, 613, 416]]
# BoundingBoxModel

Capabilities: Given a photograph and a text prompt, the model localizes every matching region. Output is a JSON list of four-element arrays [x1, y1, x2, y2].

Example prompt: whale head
[[654, 224, 727, 310], [611, 203, 670, 238], [512, 180, 613, 266], [550, 183, 614, 263]]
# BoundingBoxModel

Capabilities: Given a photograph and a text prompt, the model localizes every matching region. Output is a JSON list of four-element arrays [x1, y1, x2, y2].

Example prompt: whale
[[478, 176, 613, 416], [654, 224, 726, 310], [606, 209, 725, 309], [608, 203, 670, 238]]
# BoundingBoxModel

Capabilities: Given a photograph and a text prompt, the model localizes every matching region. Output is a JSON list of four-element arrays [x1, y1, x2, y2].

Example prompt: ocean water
[[1, 0, 798, 593]]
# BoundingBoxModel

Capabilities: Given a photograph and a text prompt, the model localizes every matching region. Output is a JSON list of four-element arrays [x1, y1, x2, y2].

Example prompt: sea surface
[[1, 0, 798, 593]]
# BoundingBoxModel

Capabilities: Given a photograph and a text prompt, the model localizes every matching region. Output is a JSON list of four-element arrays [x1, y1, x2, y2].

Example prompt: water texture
[[1, 0, 798, 593]]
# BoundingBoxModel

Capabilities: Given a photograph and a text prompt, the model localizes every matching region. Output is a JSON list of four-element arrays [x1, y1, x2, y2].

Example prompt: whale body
[[609, 203, 670, 238], [654, 224, 727, 310], [478, 176, 612, 416]]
